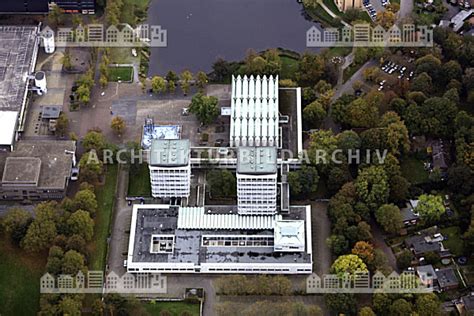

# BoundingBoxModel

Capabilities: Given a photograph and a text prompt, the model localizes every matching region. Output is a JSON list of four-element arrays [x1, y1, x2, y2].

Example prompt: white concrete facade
[[149, 164, 191, 198], [237, 172, 278, 215]]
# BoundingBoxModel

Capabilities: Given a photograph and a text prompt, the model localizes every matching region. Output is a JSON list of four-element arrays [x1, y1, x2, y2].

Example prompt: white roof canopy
[[177, 207, 282, 230], [230, 75, 279, 147], [0, 111, 18, 147]]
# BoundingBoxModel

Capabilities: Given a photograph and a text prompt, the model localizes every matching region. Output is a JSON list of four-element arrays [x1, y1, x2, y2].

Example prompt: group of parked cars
[[363, 0, 378, 19], [448, 0, 472, 9], [381, 61, 415, 80]]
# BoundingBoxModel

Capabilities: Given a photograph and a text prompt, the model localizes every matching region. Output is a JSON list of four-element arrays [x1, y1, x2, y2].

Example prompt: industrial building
[[149, 139, 191, 199]]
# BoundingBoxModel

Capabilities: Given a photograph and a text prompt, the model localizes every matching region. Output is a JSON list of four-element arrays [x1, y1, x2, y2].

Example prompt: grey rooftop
[[236, 147, 277, 174], [149, 139, 190, 167]]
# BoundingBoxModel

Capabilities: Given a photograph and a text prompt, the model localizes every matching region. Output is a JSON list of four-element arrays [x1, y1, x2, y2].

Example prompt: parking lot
[[363, 0, 388, 20], [376, 58, 415, 91]]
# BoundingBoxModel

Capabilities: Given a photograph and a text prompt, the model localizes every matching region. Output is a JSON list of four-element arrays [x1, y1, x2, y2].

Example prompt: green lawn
[[400, 156, 429, 185], [143, 301, 200, 316], [280, 55, 299, 80], [324, 46, 352, 58], [0, 240, 45, 316], [109, 66, 134, 82], [323, 0, 343, 16], [441, 226, 464, 257], [304, 4, 344, 27], [89, 164, 119, 270], [128, 164, 151, 197]]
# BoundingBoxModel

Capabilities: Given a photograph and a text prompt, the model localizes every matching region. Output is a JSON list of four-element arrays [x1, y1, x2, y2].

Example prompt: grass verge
[[0, 239, 45, 315], [128, 164, 152, 197], [89, 164, 119, 270], [143, 301, 200, 316], [109, 66, 134, 82]]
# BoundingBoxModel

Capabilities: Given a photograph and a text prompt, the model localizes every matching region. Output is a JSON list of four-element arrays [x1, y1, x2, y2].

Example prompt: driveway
[[311, 202, 332, 276], [371, 220, 398, 271], [107, 164, 131, 275], [332, 59, 378, 101], [399, 0, 414, 20]]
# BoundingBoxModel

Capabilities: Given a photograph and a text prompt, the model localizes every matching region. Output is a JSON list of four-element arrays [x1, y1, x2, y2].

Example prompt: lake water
[[146, 0, 321, 75]]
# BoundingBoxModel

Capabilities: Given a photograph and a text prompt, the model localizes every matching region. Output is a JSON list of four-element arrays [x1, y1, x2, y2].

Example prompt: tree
[[346, 98, 379, 128], [376, 10, 396, 28], [67, 234, 86, 253], [62, 250, 85, 275], [188, 93, 219, 125], [59, 297, 82, 316], [46, 245, 64, 275], [111, 116, 126, 136], [48, 3, 64, 26], [196, 71, 208, 92], [180, 70, 193, 95], [263, 48, 282, 75], [61, 52, 73, 71], [21, 219, 57, 252], [79, 151, 104, 184], [303, 100, 326, 128], [327, 165, 352, 193], [151, 76, 166, 94], [389, 175, 410, 203], [411, 72, 433, 94], [212, 58, 232, 82], [416, 294, 441, 316], [389, 299, 413, 316], [296, 52, 325, 87], [55, 112, 69, 137], [355, 166, 389, 210], [415, 194, 445, 223], [287, 165, 319, 196], [207, 170, 236, 198], [82, 131, 106, 153], [327, 235, 349, 256], [73, 189, 98, 215], [331, 254, 368, 277], [375, 204, 403, 234], [352, 241, 375, 265], [324, 293, 357, 315], [76, 84, 91, 105], [397, 249, 414, 269], [358, 306, 376, 316], [67, 210, 94, 241], [2, 208, 32, 246]]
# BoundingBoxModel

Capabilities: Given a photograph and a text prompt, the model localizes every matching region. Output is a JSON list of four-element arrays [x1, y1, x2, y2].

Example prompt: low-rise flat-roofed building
[[230, 75, 280, 148], [127, 204, 313, 274], [236, 147, 277, 215], [0, 141, 76, 200], [0, 26, 40, 142], [149, 139, 190, 198]]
